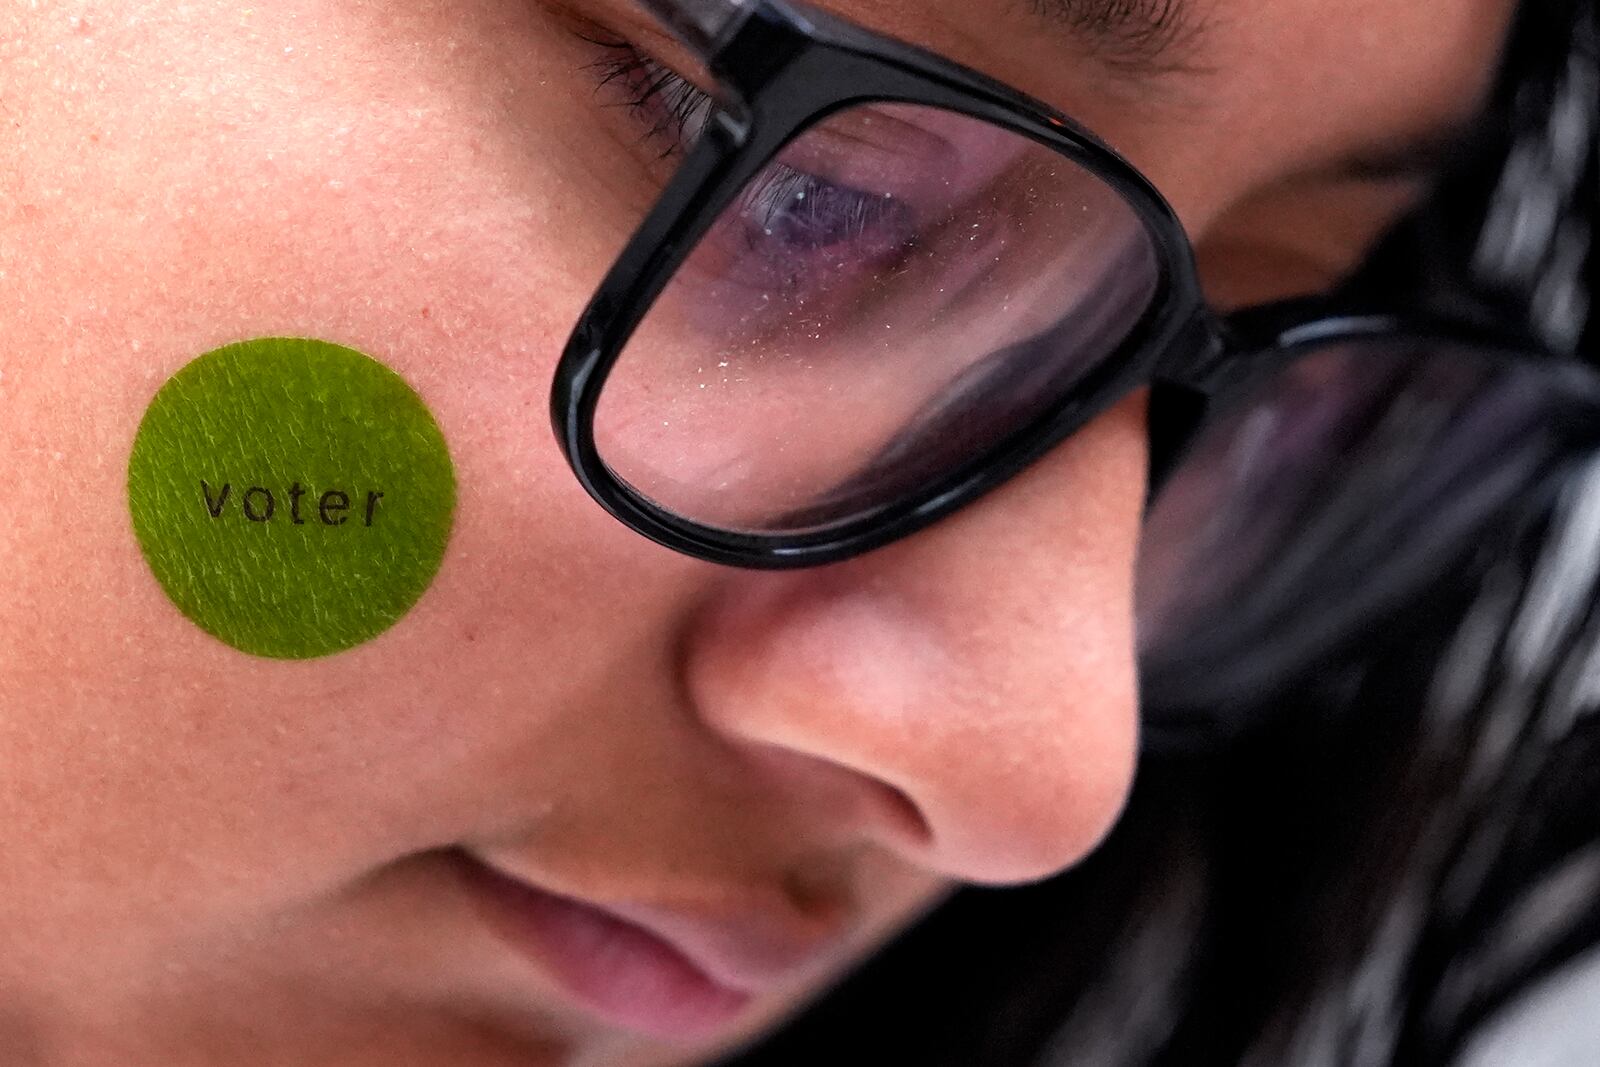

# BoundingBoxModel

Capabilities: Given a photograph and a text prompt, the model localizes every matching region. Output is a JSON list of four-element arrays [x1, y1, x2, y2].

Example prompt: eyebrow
[[1023, 0, 1210, 79], [1024, 1, 1478, 184]]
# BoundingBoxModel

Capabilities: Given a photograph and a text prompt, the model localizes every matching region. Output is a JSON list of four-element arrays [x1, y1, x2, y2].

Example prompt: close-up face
[[0, 0, 1516, 1063]]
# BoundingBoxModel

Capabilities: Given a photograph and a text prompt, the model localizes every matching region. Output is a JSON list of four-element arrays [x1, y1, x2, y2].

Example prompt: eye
[[573, 31, 918, 266], [737, 162, 916, 256]]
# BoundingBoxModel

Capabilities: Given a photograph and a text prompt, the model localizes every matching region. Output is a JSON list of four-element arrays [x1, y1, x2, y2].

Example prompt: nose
[[682, 392, 1147, 886]]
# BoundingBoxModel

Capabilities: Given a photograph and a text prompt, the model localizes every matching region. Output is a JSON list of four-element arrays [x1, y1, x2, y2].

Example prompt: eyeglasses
[[551, 0, 1600, 577]]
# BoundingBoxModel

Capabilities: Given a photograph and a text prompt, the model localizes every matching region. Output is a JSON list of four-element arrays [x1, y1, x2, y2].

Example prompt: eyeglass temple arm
[[634, 0, 755, 58]]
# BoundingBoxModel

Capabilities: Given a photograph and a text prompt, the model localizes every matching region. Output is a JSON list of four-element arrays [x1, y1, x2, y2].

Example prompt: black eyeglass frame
[[550, 0, 1551, 569]]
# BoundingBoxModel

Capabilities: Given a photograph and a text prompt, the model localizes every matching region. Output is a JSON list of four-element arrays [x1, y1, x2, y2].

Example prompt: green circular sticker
[[128, 337, 456, 659]]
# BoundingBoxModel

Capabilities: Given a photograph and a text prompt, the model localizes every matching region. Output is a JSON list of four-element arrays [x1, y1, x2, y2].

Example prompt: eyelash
[[574, 31, 716, 159], [571, 30, 915, 256]]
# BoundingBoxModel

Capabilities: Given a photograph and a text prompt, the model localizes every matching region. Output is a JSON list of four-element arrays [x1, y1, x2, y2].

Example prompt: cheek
[[0, 2, 665, 937]]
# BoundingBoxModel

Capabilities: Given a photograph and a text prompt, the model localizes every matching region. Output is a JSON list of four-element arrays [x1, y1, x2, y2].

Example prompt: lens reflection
[[594, 101, 1159, 535], [1137, 335, 1588, 693]]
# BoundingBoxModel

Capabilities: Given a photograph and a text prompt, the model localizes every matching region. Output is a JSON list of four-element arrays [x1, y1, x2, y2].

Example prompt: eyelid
[[1324, 123, 1475, 183], [557, 3, 719, 96]]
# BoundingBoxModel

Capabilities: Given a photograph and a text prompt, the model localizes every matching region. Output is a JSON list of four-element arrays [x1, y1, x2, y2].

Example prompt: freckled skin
[[0, 0, 1514, 1063]]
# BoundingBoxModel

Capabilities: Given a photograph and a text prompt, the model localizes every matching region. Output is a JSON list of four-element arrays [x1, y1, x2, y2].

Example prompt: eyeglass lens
[[1136, 335, 1579, 670], [592, 102, 1160, 535]]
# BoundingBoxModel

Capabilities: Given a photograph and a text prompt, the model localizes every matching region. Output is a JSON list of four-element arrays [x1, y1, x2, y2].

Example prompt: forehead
[[1175, 0, 1514, 155], [832, 0, 1516, 203], [2, 0, 1517, 239], [864, 0, 1514, 105]]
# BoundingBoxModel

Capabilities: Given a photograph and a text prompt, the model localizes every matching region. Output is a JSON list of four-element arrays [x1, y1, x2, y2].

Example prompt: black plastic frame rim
[[548, 0, 1571, 570]]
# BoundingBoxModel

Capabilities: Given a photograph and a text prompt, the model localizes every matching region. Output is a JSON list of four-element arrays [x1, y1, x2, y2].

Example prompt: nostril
[[875, 776, 935, 850], [738, 740, 934, 853]]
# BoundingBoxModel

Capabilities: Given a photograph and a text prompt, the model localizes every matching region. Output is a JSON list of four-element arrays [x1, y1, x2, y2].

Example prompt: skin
[[0, 0, 1514, 1063]]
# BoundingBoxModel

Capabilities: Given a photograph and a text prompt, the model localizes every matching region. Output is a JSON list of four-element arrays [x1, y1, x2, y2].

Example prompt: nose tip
[[912, 732, 1140, 885], [686, 569, 1141, 887]]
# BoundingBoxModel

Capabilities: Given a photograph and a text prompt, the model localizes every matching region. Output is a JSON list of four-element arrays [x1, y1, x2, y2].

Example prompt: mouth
[[449, 848, 845, 1041]]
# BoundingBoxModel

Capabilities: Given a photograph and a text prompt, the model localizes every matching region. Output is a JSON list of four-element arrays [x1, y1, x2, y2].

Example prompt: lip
[[451, 850, 847, 1041]]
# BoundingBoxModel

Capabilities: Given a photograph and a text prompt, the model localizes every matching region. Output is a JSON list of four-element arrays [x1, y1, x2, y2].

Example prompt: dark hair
[[714, 1, 1600, 1063]]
